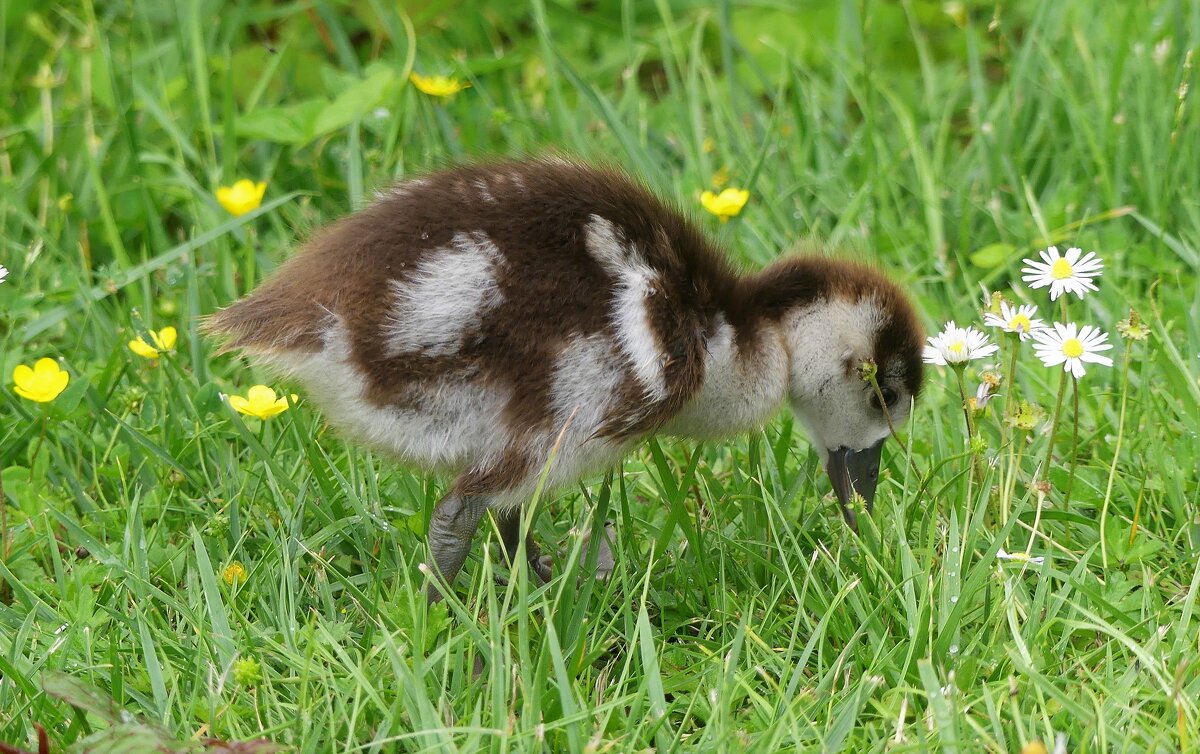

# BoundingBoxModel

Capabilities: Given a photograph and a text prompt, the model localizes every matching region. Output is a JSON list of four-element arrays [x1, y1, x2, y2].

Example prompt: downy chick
[[204, 158, 924, 600]]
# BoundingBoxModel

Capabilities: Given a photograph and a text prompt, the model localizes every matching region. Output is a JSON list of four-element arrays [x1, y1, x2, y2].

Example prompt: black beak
[[825, 439, 885, 530]]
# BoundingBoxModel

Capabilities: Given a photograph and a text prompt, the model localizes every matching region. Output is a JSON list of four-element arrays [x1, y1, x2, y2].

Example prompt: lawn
[[2, 1, 1199, 751]]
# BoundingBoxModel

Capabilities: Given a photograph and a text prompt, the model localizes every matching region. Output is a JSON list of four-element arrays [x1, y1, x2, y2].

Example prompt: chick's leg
[[496, 509, 553, 584], [425, 491, 489, 603]]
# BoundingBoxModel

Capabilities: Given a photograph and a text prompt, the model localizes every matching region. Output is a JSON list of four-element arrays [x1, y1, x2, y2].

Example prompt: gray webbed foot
[[497, 510, 553, 585], [577, 523, 616, 583], [425, 492, 489, 603], [532, 554, 554, 583]]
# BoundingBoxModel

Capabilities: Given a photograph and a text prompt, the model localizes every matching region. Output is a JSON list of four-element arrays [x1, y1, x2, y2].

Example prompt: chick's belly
[[488, 434, 638, 512]]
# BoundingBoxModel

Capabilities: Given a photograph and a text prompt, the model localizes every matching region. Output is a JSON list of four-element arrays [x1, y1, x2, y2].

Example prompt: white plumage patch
[[485, 333, 632, 511], [270, 320, 513, 473], [549, 332, 626, 437], [583, 213, 627, 270], [663, 315, 789, 439], [375, 177, 429, 202], [611, 269, 667, 403], [475, 179, 496, 203], [384, 231, 505, 357], [584, 215, 667, 403]]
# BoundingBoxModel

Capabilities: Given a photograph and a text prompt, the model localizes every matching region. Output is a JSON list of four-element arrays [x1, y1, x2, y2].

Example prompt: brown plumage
[[205, 157, 924, 600]]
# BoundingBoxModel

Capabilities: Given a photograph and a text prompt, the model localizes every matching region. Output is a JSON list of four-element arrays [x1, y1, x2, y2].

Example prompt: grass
[[1, 0, 1198, 751]]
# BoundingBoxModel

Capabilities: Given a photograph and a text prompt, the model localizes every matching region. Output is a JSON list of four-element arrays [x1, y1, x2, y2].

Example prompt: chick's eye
[[871, 386, 898, 411]]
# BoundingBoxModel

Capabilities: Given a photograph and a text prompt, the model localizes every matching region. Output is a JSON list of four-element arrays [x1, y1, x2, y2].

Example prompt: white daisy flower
[[0, 264, 8, 284], [1021, 246, 1104, 300], [996, 548, 1045, 565], [923, 321, 1000, 366], [983, 301, 1044, 340], [1032, 322, 1114, 378]]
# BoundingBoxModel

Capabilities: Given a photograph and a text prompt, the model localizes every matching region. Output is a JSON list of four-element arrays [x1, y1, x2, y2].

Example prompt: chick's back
[[205, 159, 737, 491]]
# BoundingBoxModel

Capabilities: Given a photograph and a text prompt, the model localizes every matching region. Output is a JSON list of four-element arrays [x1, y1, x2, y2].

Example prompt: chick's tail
[[201, 279, 328, 355]]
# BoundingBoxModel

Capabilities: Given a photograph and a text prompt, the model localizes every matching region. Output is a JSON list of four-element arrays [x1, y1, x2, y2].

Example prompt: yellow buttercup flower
[[410, 72, 469, 98], [223, 561, 248, 586], [12, 358, 69, 403], [228, 385, 297, 420], [216, 179, 267, 217], [128, 326, 177, 359], [700, 188, 749, 222]]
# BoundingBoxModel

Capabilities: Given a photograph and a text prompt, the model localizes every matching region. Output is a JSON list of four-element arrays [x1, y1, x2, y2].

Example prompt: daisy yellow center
[[1062, 338, 1084, 358], [947, 341, 965, 354], [1008, 314, 1031, 332], [1051, 258, 1074, 279]]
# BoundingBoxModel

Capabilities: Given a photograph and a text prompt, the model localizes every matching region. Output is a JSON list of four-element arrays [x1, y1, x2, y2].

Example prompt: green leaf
[[968, 243, 1016, 269], [918, 660, 960, 752], [234, 65, 397, 146], [45, 369, 89, 415], [2, 466, 34, 513], [191, 528, 237, 669], [401, 512, 426, 536], [42, 672, 126, 724], [234, 99, 325, 144], [1103, 515, 1129, 562], [1, 465, 60, 519], [311, 65, 397, 137], [192, 381, 225, 416]]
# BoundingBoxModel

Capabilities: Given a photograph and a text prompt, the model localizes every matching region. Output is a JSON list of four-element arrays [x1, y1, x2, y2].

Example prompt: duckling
[[204, 158, 924, 601]]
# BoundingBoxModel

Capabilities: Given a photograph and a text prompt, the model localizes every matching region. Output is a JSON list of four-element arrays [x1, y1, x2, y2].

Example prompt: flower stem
[[1001, 336, 1020, 433], [1100, 343, 1133, 569], [0, 456, 8, 566], [29, 413, 49, 482], [1040, 369, 1069, 489], [1062, 375, 1080, 510], [1024, 486, 1047, 557], [1128, 484, 1145, 550], [999, 338, 1021, 525], [953, 366, 976, 441], [953, 366, 981, 485], [1003, 428, 1027, 524], [866, 372, 899, 439]]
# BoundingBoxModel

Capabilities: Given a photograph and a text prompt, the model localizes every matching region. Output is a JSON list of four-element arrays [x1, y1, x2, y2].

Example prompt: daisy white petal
[[1032, 321, 1114, 378], [923, 321, 999, 365], [1021, 246, 1104, 301], [983, 302, 1044, 340]]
